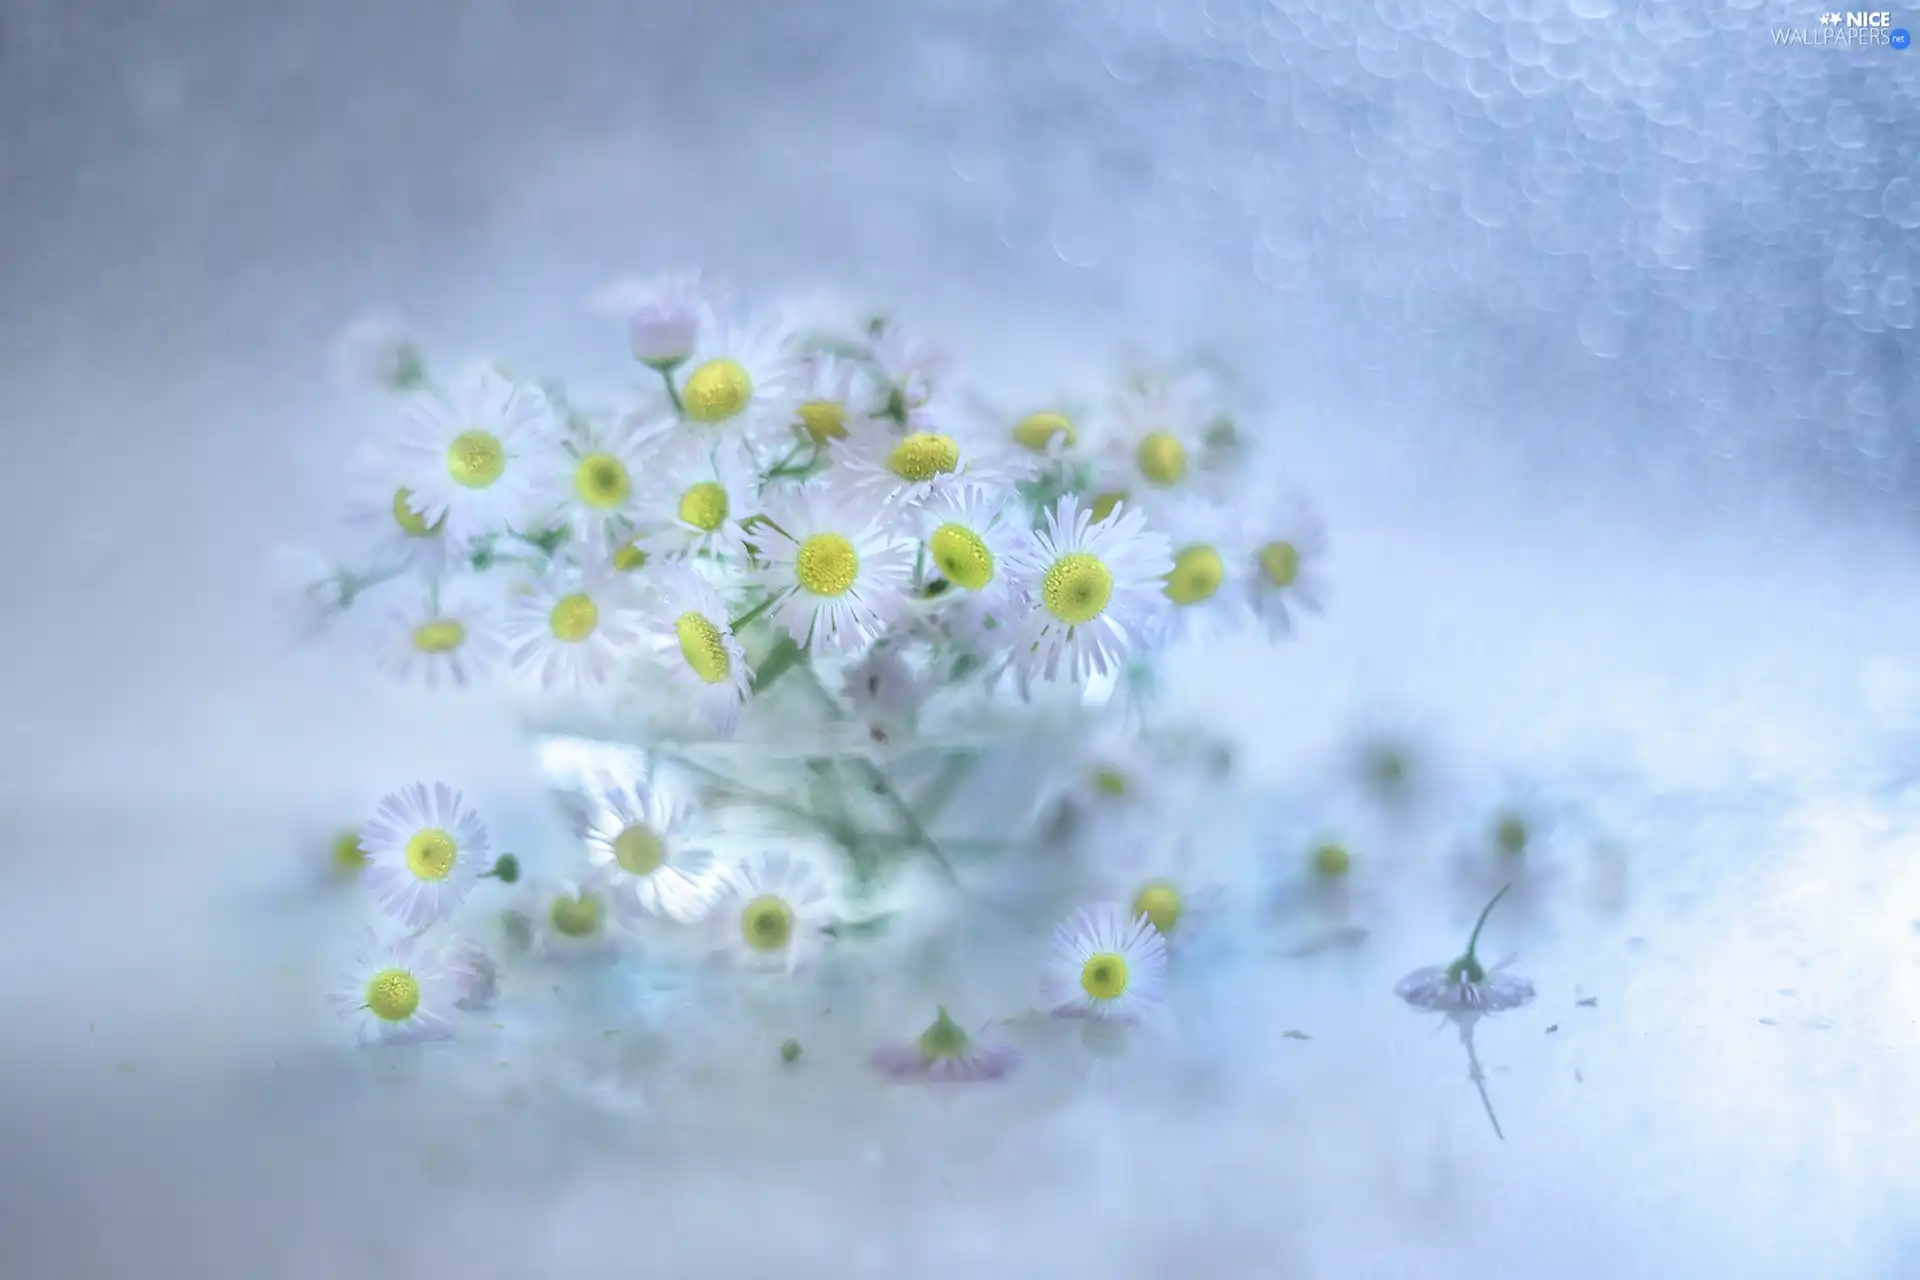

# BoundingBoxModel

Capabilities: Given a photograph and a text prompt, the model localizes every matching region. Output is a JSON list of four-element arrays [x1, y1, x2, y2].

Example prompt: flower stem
[[340, 565, 405, 609], [792, 660, 959, 885], [1463, 883, 1512, 967], [728, 592, 782, 633], [658, 367, 685, 415], [750, 635, 805, 694]]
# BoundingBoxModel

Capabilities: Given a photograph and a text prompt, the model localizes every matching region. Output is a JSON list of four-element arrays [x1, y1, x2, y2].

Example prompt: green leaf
[[521, 526, 569, 557], [750, 636, 804, 695], [1282, 1030, 1312, 1041]]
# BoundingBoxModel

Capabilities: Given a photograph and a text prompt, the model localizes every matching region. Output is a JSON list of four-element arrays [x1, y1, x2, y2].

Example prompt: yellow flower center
[[573, 453, 631, 509], [1495, 813, 1529, 859], [549, 891, 604, 938], [1313, 842, 1351, 879], [677, 481, 729, 532], [1131, 880, 1183, 936], [1041, 552, 1113, 625], [447, 430, 506, 488], [410, 618, 466, 654], [797, 400, 847, 444], [929, 522, 994, 591], [1090, 491, 1128, 522], [675, 611, 732, 683], [1258, 540, 1300, 588], [682, 358, 753, 424], [740, 894, 794, 952], [390, 487, 442, 538], [612, 541, 650, 572], [404, 828, 458, 881], [364, 968, 421, 1022], [1135, 431, 1187, 487], [1080, 951, 1130, 1001], [332, 829, 368, 874], [795, 533, 858, 597], [1165, 545, 1224, 606], [612, 824, 665, 876], [1091, 767, 1129, 798], [548, 592, 599, 643], [886, 431, 962, 484], [1012, 411, 1075, 452]]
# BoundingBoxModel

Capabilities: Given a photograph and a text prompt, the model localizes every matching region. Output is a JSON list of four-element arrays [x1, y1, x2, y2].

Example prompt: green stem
[[915, 750, 981, 825], [658, 367, 685, 415], [1462, 883, 1512, 968], [673, 758, 844, 833], [729, 592, 782, 633], [340, 565, 405, 609], [792, 661, 958, 885], [750, 635, 804, 695]]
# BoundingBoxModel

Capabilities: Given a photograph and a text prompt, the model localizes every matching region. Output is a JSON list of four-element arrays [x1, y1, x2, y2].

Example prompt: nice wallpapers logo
[[1774, 11, 1912, 45]]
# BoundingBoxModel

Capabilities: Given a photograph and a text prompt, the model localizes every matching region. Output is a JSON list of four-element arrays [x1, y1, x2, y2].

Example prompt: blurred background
[[2, 1, 1919, 1276]]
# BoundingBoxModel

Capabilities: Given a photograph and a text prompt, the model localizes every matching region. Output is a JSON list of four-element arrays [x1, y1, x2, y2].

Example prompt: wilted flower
[[871, 1008, 1019, 1083], [1394, 885, 1536, 1016]]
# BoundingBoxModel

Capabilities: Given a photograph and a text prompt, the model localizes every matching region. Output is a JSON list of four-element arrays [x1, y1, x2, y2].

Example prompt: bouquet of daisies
[[295, 274, 1348, 1081]]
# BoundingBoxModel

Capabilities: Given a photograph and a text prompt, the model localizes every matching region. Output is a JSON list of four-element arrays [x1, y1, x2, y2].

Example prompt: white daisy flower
[[1448, 780, 1565, 929], [1092, 371, 1219, 512], [442, 938, 500, 1011], [833, 405, 1025, 511], [330, 931, 454, 1046], [1237, 492, 1329, 639], [788, 352, 881, 451], [359, 782, 491, 930], [1041, 903, 1169, 1022], [375, 578, 503, 689], [1005, 405, 1085, 457], [914, 482, 1026, 637], [1100, 838, 1227, 947], [632, 562, 753, 735], [668, 307, 801, 451], [871, 1008, 1020, 1083], [600, 531, 656, 577], [395, 365, 560, 546], [528, 877, 622, 962], [345, 445, 453, 576], [636, 562, 752, 735], [708, 851, 836, 975], [323, 824, 370, 882], [635, 434, 761, 563], [602, 271, 722, 369], [868, 321, 951, 416], [1394, 885, 1536, 1015], [504, 567, 646, 691], [1034, 717, 1166, 833], [581, 772, 725, 922], [538, 409, 655, 547], [754, 484, 915, 653], [1002, 495, 1175, 695], [1153, 498, 1254, 646]]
